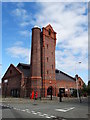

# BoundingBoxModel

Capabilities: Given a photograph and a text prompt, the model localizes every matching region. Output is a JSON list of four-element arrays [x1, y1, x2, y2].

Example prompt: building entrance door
[[47, 86, 53, 95]]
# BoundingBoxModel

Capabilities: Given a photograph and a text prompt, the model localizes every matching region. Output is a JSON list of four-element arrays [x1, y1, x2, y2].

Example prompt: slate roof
[[17, 63, 30, 77], [55, 69, 75, 82], [16, 63, 75, 82]]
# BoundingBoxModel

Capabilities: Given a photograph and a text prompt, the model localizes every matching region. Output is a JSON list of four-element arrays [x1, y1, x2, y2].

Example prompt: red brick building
[[2, 24, 84, 98]]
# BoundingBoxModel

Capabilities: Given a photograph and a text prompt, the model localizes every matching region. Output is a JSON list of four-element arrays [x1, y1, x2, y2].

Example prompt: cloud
[[6, 41, 31, 63], [14, 41, 23, 46], [12, 8, 29, 20], [19, 30, 30, 37], [17, 2, 24, 8], [11, 4, 36, 27], [34, 3, 88, 62], [10, 2, 88, 83], [34, 2, 88, 82], [20, 21, 30, 27]]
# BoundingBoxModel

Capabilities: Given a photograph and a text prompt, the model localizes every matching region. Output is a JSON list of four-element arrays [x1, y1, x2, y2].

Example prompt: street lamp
[[75, 62, 81, 100], [40, 79, 42, 100]]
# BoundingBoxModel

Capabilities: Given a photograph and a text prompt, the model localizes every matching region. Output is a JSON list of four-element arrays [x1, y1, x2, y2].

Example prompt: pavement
[[0, 96, 89, 120]]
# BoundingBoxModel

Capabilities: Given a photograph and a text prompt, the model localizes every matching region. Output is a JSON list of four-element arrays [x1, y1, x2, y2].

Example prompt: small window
[[52, 65, 53, 69], [48, 29, 51, 35], [47, 70, 49, 74], [47, 57, 48, 62], [79, 81, 81, 86], [10, 70, 12, 74], [47, 44, 48, 49]]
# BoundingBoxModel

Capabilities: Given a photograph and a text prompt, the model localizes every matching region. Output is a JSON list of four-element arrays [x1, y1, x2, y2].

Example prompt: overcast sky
[[1, 1, 88, 84]]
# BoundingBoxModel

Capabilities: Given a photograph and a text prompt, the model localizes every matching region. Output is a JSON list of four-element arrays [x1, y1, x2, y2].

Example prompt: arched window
[[47, 57, 48, 62], [47, 44, 48, 49]]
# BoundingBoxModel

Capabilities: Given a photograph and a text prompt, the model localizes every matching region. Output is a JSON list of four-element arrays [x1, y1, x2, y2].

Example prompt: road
[[0, 97, 89, 120]]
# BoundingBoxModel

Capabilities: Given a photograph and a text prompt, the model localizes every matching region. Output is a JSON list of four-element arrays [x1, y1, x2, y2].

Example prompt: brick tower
[[41, 24, 57, 97], [30, 24, 57, 98], [30, 26, 42, 97]]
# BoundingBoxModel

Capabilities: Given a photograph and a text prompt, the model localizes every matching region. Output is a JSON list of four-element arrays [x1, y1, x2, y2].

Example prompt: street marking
[[31, 111, 37, 115], [37, 112, 41, 114], [38, 113, 44, 117], [50, 115, 56, 118], [55, 107, 75, 112], [38, 113, 52, 118], [31, 110, 35, 113], [45, 115, 51, 118], [27, 111, 31, 113], [43, 114, 48, 116], [25, 109, 31, 113], [2, 105, 57, 119], [37, 112, 47, 117], [21, 109, 26, 112], [65, 107, 75, 112]]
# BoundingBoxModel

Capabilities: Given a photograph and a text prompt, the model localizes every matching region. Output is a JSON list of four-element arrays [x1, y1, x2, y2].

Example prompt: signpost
[[59, 88, 65, 102]]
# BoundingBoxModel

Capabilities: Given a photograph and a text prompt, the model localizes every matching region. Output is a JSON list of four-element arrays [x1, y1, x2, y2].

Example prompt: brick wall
[[30, 27, 42, 97], [2, 64, 22, 97], [41, 25, 56, 97], [56, 80, 76, 95]]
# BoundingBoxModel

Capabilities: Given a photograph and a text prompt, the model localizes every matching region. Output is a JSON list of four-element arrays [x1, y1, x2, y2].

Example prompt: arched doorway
[[47, 86, 53, 95]]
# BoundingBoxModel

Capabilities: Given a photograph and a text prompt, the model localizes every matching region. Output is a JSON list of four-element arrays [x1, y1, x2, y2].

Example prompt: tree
[[87, 81, 90, 96], [81, 83, 88, 97]]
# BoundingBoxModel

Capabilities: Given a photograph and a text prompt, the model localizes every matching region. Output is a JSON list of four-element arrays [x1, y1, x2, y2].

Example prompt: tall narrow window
[[79, 81, 81, 86], [52, 65, 53, 69], [48, 29, 51, 35], [10, 70, 12, 74], [47, 57, 48, 62], [47, 44, 48, 49]]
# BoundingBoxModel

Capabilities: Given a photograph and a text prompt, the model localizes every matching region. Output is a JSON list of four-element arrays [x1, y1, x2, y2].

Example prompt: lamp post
[[75, 62, 81, 100], [40, 79, 42, 100]]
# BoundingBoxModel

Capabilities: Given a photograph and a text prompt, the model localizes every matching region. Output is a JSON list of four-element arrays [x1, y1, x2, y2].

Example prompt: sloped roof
[[55, 69, 76, 82], [2, 64, 22, 80], [17, 63, 75, 81], [17, 63, 30, 78], [45, 24, 56, 33]]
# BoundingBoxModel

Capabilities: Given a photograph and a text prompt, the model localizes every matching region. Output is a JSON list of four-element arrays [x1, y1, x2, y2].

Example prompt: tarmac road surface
[[1, 97, 89, 120]]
